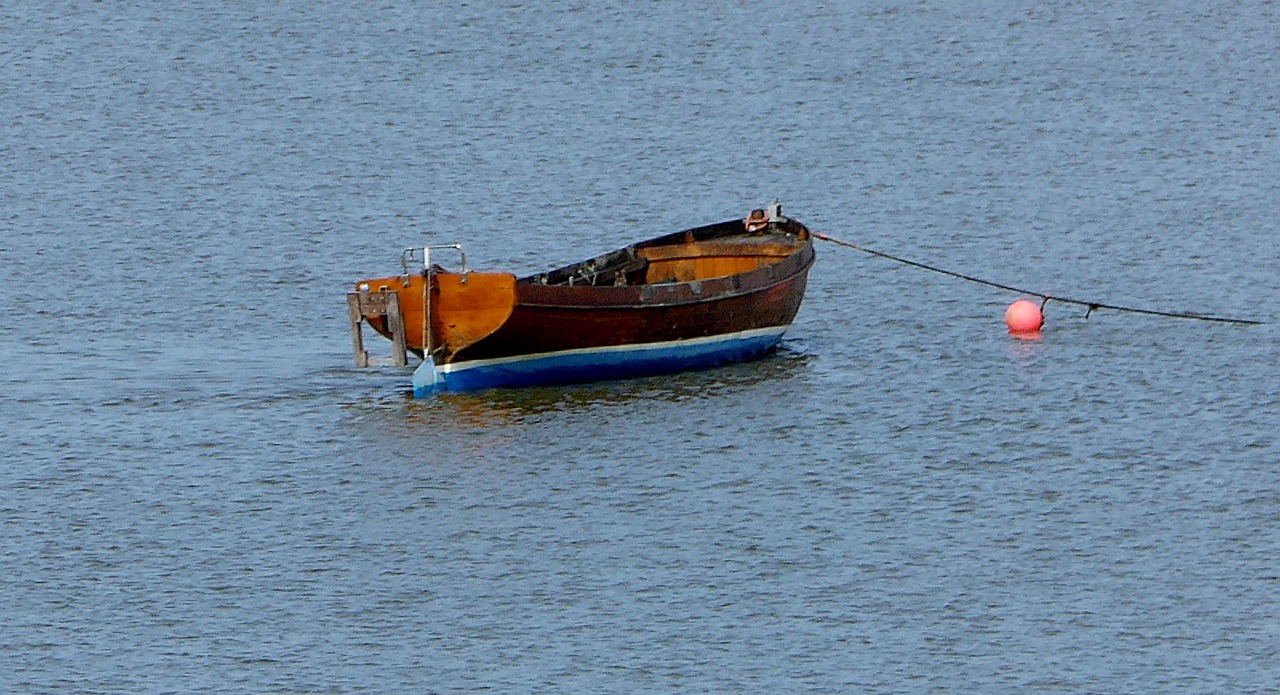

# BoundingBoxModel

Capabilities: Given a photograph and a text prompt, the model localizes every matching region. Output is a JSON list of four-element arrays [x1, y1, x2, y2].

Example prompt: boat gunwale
[[510, 217, 814, 309], [513, 241, 815, 310]]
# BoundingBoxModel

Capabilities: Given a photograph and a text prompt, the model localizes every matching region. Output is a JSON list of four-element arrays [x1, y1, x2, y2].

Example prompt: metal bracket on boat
[[768, 201, 783, 222], [402, 244, 468, 285]]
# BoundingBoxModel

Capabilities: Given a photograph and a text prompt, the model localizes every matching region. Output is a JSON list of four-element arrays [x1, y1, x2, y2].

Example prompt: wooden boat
[[349, 204, 815, 396]]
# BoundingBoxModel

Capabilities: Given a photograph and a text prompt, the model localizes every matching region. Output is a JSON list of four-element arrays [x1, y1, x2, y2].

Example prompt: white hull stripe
[[438, 325, 789, 374]]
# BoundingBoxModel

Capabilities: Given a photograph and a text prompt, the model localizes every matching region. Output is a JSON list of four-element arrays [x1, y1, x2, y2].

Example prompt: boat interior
[[524, 221, 806, 288]]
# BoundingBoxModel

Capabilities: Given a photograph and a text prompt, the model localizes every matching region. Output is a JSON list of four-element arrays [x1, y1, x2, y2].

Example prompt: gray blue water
[[3, 1, 1279, 691]]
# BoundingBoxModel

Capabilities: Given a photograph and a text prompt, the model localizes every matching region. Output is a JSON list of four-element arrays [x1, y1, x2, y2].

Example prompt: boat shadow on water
[[403, 342, 814, 426]]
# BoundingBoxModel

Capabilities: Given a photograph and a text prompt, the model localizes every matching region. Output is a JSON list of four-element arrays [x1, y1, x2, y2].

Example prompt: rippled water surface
[[4, 1, 1279, 691]]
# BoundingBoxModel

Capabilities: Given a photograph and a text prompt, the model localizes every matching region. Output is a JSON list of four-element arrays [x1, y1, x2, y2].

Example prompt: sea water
[[3, 1, 1279, 691]]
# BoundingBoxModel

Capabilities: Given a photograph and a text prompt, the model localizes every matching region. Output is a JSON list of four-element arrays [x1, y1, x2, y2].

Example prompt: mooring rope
[[813, 231, 1264, 326]]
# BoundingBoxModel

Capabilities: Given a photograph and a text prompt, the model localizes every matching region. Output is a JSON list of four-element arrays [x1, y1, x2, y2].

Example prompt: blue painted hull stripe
[[413, 326, 788, 396]]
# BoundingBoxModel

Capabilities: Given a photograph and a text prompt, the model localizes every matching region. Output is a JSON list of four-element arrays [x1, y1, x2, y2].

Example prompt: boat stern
[[348, 244, 517, 374]]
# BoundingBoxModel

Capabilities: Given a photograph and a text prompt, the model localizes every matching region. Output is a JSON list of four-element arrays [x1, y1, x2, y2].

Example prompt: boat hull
[[415, 325, 789, 396], [356, 212, 816, 395]]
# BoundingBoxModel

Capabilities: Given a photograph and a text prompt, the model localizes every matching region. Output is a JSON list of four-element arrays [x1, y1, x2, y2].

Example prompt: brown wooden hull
[[454, 248, 812, 363]]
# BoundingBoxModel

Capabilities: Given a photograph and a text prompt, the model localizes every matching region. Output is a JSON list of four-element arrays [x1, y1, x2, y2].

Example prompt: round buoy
[[1005, 299, 1043, 334]]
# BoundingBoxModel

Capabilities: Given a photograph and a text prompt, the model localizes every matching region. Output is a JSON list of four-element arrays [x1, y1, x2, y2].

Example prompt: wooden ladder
[[346, 290, 408, 367]]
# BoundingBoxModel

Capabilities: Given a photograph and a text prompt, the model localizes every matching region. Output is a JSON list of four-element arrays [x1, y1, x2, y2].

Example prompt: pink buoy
[[1005, 299, 1043, 334]]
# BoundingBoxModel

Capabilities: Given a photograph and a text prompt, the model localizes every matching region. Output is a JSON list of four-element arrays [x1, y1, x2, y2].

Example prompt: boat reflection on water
[[405, 343, 814, 429]]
